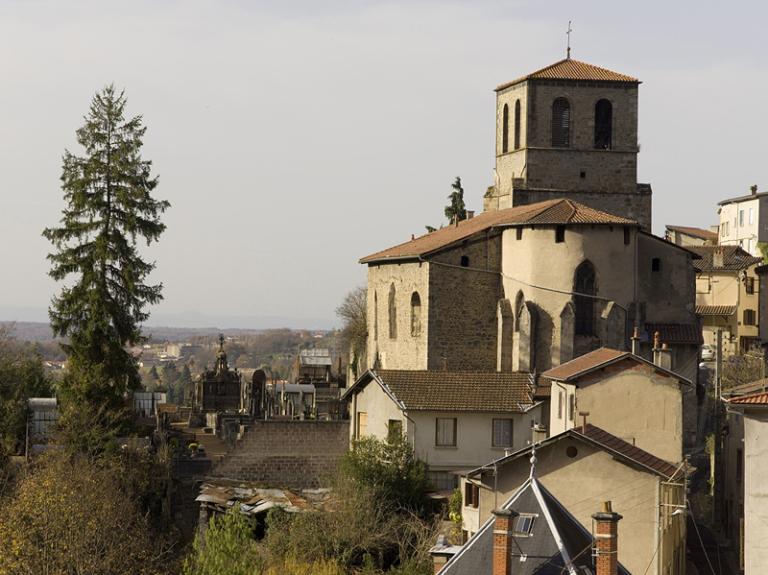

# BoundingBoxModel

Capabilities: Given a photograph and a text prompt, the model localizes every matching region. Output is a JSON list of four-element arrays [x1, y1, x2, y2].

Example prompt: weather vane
[[566, 20, 572, 59]]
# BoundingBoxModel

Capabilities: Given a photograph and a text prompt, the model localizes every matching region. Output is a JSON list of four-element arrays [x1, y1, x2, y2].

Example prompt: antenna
[[566, 20, 573, 59]]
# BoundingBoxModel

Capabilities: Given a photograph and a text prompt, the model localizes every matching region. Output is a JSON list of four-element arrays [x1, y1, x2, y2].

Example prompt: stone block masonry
[[209, 420, 350, 489]]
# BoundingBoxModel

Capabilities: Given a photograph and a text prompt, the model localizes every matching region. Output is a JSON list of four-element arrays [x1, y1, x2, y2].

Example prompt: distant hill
[[1, 321, 330, 343]]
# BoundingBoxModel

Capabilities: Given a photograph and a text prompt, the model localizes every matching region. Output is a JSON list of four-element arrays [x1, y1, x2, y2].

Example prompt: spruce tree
[[444, 176, 467, 224], [43, 85, 169, 410]]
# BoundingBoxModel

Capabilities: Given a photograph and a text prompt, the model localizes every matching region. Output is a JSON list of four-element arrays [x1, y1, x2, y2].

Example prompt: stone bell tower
[[484, 57, 652, 229]]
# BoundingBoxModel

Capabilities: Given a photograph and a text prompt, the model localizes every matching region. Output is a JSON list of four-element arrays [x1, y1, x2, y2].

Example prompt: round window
[[566, 446, 578, 458]]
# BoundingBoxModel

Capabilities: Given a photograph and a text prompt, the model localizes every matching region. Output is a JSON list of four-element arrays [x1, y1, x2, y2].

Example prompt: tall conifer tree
[[43, 85, 169, 409]]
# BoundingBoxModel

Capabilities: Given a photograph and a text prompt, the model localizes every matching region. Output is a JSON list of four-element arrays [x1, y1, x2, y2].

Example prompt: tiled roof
[[727, 391, 768, 405], [665, 225, 718, 242], [541, 348, 627, 381], [696, 305, 736, 317], [343, 370, 536, 413], [541, 347, 691, 386], [469, 424, 682, 481], [496, 58, 639, 91], [724, 379, 768, 398], [360, 199, 636, 263], [377, 370, 535, 412], [645, 323, 703, 345], [689, 245, 763, 272], [578, 424, 681, 479]]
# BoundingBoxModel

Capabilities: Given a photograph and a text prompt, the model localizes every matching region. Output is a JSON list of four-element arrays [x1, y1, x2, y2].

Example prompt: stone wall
[[427, 234, 503, 371], [210, 420, 350, 488]]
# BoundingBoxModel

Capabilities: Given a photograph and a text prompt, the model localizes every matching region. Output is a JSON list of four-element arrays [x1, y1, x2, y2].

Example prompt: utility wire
[[688, 499, 718, 575]]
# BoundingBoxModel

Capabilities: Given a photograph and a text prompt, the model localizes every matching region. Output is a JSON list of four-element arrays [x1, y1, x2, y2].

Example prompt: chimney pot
[[592, 501, 623, 575]]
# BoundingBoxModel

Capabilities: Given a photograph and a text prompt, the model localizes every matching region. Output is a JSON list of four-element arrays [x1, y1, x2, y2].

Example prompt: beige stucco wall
[[469, 437, 683, 575], [722, 409, 745, 561], [348, 376, 408, 443], [719, 197, 764, 256], [743, 410, 768, 574], [697, 267, 760, 355], [567, 364, 684, 463], [409, 406, 543, 472], [500, 225, 635, 372]]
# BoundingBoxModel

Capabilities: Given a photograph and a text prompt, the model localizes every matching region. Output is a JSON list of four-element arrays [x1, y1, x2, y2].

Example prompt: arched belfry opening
[[410, 292, 421, 337], [594, 99, 613, 149], [388, 284, 397, 339], [514, 99, 521, 150]]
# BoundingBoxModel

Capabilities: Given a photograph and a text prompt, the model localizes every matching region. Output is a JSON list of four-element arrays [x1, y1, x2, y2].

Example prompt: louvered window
[[551, 98, 571, 148], [594, 99, 613, 149]]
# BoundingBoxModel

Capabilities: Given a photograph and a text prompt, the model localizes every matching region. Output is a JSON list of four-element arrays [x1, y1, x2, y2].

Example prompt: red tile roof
[[470, 424, 682, 480], [541, 348, 628, 381], [689, 245, 763, 273], [360, 199, 636, 264], [727, 391, 768, 405], [496, 58, 639, 91], [577, 424, 681, 479], [696, 305, 736, 317], [644, 323, 703, 345], [665, 226, 718, 242]]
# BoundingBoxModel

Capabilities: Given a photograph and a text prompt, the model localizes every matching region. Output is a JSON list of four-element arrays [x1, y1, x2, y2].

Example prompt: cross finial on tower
[[566, 20, 572, 59]]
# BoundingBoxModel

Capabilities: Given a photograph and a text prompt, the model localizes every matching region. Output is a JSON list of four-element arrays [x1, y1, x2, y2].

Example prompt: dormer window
[[514, 513, 537, 536]]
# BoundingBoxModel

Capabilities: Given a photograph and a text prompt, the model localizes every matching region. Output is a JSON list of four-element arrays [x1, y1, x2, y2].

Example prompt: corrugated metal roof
[[496, 58, 639, 91], [696, 305, 736, 316]]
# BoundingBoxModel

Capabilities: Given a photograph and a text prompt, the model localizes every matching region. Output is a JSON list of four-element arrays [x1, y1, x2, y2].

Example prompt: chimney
[[578, 411, 590, 434], [652, 336, 673, 371], [713, 248, 724, 269], [751, 184, 758, 196], [592, 501, 623, 575], [467, 210, 475, 220], [630, 326, 640, 356], [492, 508, 516, 575], [431, 534, 450, 574], [531, 423, 547, 444]]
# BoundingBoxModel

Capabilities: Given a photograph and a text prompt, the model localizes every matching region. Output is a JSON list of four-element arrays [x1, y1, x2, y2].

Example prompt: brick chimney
[[492, 508, 516, 575], [592, 501, 623, 575]]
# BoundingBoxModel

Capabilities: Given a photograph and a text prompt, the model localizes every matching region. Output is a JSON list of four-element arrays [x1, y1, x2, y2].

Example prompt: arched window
[[514, 292, 525, 333], [373, 291, 378, 341], [594, 99, 612, 150], [574, 261, 596, 336], [514, 99, 521, 150], [388, 284, 397, 339], [502, 104, 509, 153], [551, 97, 571, 148], [410, 292, 422, 337]]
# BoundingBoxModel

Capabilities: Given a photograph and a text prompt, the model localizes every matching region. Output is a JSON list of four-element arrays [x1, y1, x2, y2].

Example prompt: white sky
[[0, 0, 766, 328]]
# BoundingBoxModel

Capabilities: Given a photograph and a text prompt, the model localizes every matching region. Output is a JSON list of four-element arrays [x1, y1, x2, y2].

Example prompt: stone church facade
[[359, 57, 701, 444]]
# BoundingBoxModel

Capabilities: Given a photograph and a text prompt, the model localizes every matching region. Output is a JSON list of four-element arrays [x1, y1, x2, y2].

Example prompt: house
[[690, 245, 762, 356], [459, 425, 687, 575], [723, 389, 768, 573], [294, 348, 333, 384], [434, 464, 629, 575], [665, 225, 718, 247], [718, 186, 768, 257], [342, 369, 545, 489], [541, 344, 692, 459]]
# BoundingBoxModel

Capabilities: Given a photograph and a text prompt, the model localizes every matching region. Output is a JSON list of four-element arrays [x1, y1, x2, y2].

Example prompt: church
[[357, 56, 701, 447]]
